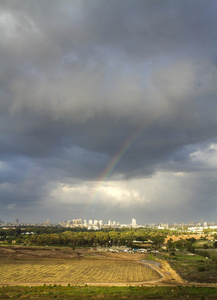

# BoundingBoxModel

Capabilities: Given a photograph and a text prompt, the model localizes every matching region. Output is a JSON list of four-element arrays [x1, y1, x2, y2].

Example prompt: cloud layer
[[0, 0, 217, 224]]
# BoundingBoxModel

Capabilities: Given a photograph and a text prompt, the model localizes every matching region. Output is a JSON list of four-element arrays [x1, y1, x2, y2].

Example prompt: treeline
[[0, 228, 22, 238], [0, 226, 91, 243], [29, 230, 165, 247], [0, 226, 88, 236], [0, 227, 166, 248], [29, 230, 166, 247], [166, 237, 198, 252], [28, 230, 165, 247]]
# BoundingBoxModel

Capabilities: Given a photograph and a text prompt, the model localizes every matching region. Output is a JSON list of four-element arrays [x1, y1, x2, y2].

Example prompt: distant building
[[73, 219, 82, 224], [131, 218, 137, 228], [158, 223, 168, 229], [88, 225, 99, 231]]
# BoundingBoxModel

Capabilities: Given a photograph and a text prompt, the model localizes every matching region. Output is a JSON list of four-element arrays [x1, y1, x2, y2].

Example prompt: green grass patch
[[0, 285, 217, 299], [159, 251, 217, 283], [193, 240, 214, 249]]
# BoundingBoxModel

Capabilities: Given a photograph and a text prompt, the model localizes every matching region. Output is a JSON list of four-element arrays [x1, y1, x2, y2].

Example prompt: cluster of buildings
[[0, 217, 138, 230], [0, 218, 55, 228], [59, 219, 124, 229], [58, 219, 217, 232], [1, 217, 217, 233], [58, 218, 139, 230]]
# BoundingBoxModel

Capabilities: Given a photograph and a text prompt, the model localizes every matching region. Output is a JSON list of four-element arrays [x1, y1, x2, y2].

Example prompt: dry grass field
[[0, 247, 161, 284], [0, 258, 161, 284]]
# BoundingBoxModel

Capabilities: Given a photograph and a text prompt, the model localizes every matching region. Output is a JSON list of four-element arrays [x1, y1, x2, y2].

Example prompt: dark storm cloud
[[0, 0, 217, 222]]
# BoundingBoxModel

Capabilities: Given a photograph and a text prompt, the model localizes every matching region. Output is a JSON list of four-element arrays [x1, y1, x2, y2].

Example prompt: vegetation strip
[[1, 285, 217, 299]]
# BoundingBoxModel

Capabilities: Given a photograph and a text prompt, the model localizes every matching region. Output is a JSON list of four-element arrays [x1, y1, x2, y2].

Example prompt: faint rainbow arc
[[97, 122, 146, 182], [81, 119, 152, 218]]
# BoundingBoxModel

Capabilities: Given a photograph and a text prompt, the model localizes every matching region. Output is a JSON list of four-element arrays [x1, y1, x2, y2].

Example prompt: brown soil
[[164, 234, 214, 243], [0, 245, 81, 260]]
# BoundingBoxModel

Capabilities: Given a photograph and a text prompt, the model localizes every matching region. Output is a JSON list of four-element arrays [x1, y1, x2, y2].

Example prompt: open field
[[192, 239, 216, 249], [0, 258, 160, 284], [1, 246, 217, 298], [2, 246, 217, 286], [0, 246, 162, 285]]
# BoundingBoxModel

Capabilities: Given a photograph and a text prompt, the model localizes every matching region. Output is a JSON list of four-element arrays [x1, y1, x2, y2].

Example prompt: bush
[[198, 266, 206, 272], [186, 237, 196, 243], [196, 250, 210, 258], [187, 245, 196, 253]]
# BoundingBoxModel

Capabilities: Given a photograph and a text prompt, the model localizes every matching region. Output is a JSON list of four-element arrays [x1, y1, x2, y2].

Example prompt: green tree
[[203, 243, 209, 249], [187, 243, 195, 253], [151, 235, 165, 248], [174, 239, 185, 250], [186, 237, 196, 243], [166, 238, 174, 251]]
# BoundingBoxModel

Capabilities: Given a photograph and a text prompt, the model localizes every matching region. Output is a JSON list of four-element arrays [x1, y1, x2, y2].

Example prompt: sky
[[0, 0, 217, 225]]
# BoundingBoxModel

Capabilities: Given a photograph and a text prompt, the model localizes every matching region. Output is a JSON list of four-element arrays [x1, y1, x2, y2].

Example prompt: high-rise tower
[[131, 218, 137, 228]]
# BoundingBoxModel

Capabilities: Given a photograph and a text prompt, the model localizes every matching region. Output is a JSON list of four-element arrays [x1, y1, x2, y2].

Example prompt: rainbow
[[97, 122, 146, 182], [81, 116, 156, 218]]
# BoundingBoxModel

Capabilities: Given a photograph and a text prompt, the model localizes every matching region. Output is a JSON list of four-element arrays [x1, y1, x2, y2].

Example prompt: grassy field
[[1, 285, 217, 299], [193, 239, 215, 249], [160, 251, 217, 283], [0, 258, 160, 284]]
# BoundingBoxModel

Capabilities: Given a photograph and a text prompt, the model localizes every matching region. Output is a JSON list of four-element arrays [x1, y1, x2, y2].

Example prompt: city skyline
[[1, 216, 217, 230], [0, 1, 217, 224]]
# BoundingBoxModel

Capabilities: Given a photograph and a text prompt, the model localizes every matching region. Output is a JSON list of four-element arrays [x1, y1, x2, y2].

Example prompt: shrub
[[203, 244, 209, 249], [198, 266, 206, 272], [187, 245, 196, 253], [196, 250, 210, 258]]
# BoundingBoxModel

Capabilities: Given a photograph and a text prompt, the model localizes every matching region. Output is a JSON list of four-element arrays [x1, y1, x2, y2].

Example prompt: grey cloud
[[1, 0, 217, 222]]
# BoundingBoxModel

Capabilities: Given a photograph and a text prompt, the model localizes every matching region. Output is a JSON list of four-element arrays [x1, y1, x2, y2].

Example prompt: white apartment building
[[131, 218, 137, 228]]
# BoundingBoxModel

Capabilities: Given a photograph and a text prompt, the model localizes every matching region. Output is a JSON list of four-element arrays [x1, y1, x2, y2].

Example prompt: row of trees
[[0, 227, 167, 248], [28, 230, 166, 248], [0, 226, 87, 238], [166, 237, 217, 253], [166, 237, 198, 252]]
